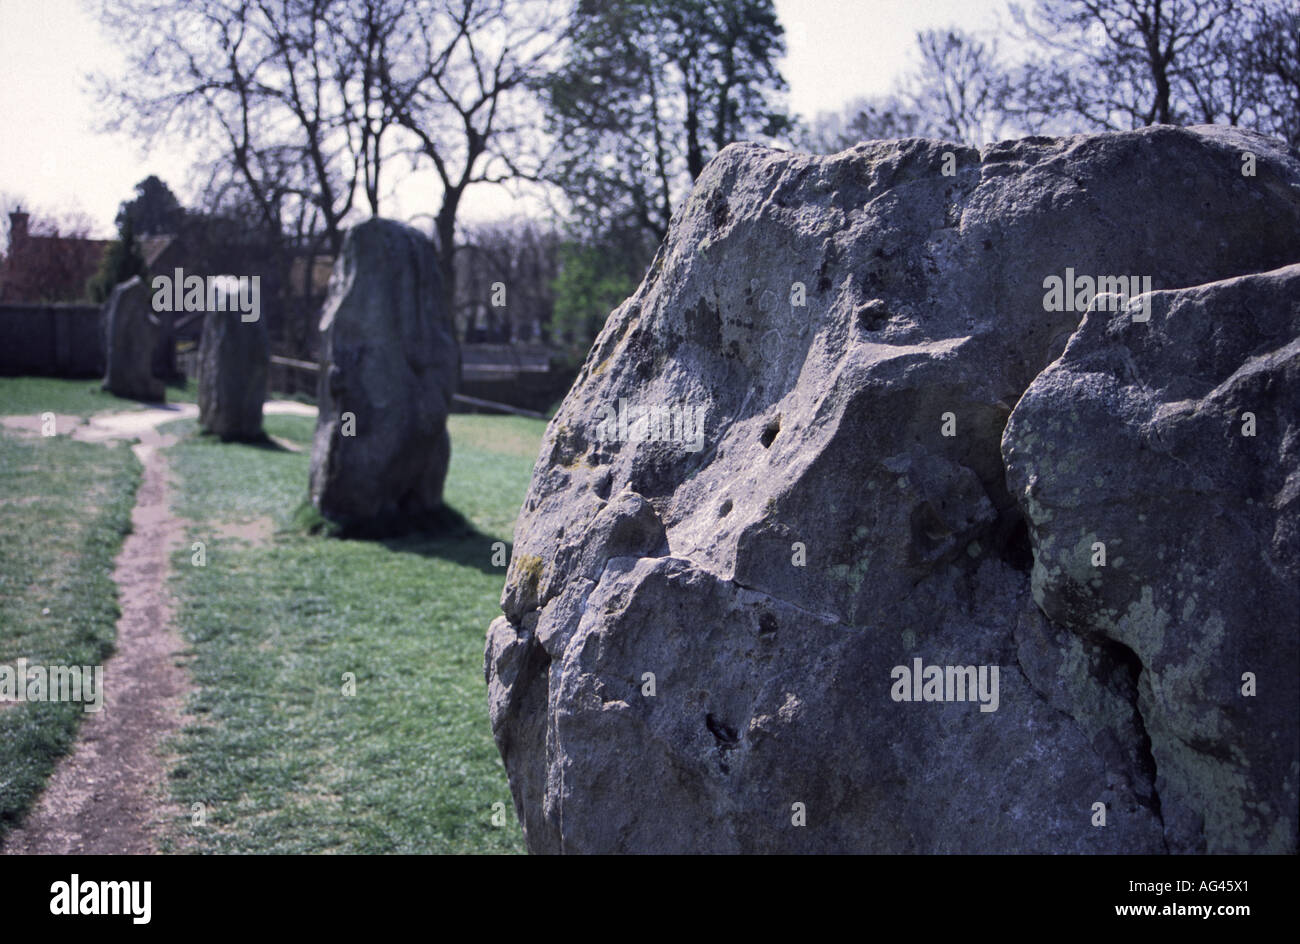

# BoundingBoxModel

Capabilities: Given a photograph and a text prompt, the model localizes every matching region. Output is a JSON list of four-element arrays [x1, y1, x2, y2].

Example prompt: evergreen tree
[[543, 0, 790, 359], [543, 0, 791, 246], [116, 175, 184, 236], [87, 213, 148, 304]]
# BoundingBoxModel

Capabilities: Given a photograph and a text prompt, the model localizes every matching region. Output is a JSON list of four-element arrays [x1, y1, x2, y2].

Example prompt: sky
[[0, 0, 1005, 241]]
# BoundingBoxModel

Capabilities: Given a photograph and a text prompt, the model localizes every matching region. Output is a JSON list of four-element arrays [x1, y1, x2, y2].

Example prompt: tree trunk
[[435, 196, 460, 334]]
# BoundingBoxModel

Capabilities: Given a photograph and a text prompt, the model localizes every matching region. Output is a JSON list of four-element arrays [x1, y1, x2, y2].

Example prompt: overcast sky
[[0, 0, 1004, 239]]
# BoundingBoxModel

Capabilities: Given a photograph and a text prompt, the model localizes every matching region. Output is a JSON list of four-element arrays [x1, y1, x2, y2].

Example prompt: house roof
[[141, 235, 176, 268]]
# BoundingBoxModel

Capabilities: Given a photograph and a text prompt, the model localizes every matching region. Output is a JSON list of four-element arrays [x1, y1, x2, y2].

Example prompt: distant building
[[0, 210, 111, 303]]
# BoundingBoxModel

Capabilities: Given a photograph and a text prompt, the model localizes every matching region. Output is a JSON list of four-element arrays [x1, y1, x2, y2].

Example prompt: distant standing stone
[[197, 303, 269, 441], [309, 218, 460, 534], [102, 276, 164, 402]]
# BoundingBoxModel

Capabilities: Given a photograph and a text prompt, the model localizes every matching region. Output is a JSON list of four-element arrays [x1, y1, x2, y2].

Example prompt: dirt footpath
[[1, 424, 186, 854], [0, 399, 317, 854]]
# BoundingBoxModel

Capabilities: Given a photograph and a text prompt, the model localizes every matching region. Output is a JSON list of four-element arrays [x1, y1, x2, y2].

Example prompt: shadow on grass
[[204, 431, 293, 453], [173, 424, 300, 454], [290, 498, 510, 577]]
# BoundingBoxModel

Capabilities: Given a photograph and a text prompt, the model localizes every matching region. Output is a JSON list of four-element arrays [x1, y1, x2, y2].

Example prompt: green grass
[[0, 375, 197, 416], [0, 432, 140, 836], [0, 375, 145, 417], [162, 411, 546, 853], [0, 378, 549, 853], [165, 376, 198, 403]]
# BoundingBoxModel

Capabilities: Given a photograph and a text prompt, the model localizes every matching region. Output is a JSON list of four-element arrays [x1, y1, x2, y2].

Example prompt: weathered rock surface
[[102, 276, 164, 402], [1003, 262, 1300, 854], [197, 305, 269, 441], [486, 126, 1300, 854], [310, 218, 460, 534]]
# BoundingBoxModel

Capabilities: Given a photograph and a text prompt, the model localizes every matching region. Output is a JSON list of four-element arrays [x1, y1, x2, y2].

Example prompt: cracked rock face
[[1004, 262, 1300, 853], [486, 126, 1300, 853], [309, 218, 459, 534]]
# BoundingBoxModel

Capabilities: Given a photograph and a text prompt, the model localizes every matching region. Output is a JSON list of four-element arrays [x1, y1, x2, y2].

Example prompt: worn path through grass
[[2, 421, 188, 853], [2, 373, 543, 854]]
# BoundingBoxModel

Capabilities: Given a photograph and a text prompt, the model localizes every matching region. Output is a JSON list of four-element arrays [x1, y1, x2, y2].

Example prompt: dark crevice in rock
[[993, 514, 1033, 573], [1010, 607, 1171, 853], [706, 712, 740, 775], [1091, 635, 1166, 840], [517, 632, 552, 700], [1006, 431, 1172, 849], [855, 298, 890, 331], [706, 713, 739, 749]]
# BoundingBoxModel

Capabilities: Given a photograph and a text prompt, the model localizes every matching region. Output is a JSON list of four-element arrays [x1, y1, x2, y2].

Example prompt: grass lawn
[[0, 374, 196, 416], [165, 376, 198, 403], [0, 375, 144, 417], [0, 431, 140, 837], [161, 411, 546, 853]]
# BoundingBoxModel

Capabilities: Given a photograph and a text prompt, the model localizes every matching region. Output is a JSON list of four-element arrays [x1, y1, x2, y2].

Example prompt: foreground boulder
[[197, 303, 269, 441], [309, 218, 460, 534], [102, 276, 164, 401], [486, 126, 1300, 854]]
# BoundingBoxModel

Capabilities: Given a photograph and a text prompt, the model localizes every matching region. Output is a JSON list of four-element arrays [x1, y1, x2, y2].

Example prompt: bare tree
[[89, 0, 567, 345], [374, 0, 568, 315], [1007, 0, 1239, 132], [796, 28, 1007, 151], [1249, 0, 1300, 147], [455, 218, 559, 342], [88, 0, 401, 256], [796, 95, 927, 152], [905, 29, 1010, 145]]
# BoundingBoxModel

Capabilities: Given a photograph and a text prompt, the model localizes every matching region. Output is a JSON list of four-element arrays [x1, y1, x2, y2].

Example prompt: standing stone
[[309, 218, 460, 534], [197, 303, 269, 441], [485, 126, 1300, 854], [102, 276, 164, 401], [152, 306, 178, 381]]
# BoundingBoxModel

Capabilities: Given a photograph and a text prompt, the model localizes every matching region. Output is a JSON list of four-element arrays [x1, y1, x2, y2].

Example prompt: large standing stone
[[309, 218, 460, 534], [485, 126, 1300, 854], [102, 276, 164, 401], [197, 303, 269, 441]]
